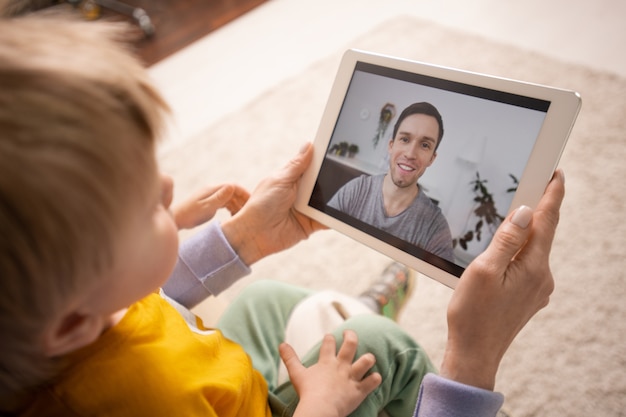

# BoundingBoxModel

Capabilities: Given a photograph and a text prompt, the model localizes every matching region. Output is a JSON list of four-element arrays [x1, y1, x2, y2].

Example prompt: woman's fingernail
[[511, 205, 533, 229], [299, 142, 310, 154]]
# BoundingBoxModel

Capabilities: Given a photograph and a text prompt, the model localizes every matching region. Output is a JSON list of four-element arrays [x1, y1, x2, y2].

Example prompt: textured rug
[[159, 16, 626, 417]]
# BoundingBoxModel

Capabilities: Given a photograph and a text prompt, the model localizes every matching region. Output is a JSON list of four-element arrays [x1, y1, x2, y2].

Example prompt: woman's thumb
[[482, 205, 534, 267]]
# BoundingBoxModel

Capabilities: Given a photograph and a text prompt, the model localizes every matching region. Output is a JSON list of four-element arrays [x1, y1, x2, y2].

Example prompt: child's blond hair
[[0, 13, 169, 410]]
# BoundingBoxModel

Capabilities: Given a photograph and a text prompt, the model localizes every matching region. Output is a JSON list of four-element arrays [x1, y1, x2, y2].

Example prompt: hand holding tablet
[[295, 49, 580, 288]]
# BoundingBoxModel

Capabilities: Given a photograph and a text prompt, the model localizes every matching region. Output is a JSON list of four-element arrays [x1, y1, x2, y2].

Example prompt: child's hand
[[280, 331, 382, 417], [173, 184, 250, 230]]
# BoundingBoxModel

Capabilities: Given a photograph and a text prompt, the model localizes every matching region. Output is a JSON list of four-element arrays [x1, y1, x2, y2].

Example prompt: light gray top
[[328, 174, 454, 262]]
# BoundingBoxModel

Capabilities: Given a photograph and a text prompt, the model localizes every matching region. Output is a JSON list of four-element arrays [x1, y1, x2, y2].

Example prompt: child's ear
[[43, 311, 104, 357]]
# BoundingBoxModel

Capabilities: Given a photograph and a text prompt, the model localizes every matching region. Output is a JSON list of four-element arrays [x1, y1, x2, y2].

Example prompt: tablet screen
[[307, 61, 550, 277], [296, 49, 580, 288]]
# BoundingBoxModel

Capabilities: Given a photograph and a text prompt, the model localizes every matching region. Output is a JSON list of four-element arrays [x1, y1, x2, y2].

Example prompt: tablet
[[295, 49, 581, 289]]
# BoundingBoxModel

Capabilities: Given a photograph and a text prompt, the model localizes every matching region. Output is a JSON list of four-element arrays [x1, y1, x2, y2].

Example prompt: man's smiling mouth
[[398, 163, 416, 172]]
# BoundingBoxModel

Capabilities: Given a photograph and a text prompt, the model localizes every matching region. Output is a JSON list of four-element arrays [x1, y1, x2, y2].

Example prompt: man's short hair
[[391, 102, 444, 150]]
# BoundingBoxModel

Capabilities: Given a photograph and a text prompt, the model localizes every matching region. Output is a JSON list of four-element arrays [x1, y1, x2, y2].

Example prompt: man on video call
[[327, 102, 454, 262]]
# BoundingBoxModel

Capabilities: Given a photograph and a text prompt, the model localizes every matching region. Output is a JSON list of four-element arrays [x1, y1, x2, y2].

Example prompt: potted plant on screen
[[453, 171, 518, 251]]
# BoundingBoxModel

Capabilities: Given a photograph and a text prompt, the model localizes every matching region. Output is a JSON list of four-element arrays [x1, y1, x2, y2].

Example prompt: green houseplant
[[453, 171, 518, 250]]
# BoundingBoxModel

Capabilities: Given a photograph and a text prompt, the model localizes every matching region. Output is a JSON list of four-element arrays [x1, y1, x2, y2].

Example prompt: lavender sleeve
[[162, 221, 251, 308], [413, 374, 504, 417]]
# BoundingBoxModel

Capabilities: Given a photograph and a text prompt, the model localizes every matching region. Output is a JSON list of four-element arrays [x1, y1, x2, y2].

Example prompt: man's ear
[[43, 311, 104, 357]]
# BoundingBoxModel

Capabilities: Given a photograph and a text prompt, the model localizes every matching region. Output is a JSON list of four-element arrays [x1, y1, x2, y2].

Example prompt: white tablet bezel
[[295, 49, 581, 289]]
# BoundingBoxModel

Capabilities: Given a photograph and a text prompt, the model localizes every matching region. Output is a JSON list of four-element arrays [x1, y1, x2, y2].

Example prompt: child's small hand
[[173, 184, 250, 230], [280, 331, 382, 417]]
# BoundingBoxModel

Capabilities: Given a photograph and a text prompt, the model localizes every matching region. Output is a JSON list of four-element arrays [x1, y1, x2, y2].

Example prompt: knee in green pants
[[218, 280, 435, 417], [274, 314, 436, 417]]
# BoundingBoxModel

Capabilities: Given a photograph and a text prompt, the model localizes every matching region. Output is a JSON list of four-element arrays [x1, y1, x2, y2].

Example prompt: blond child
[[0, 14, 423, 416], [0, 11, 566, 417]]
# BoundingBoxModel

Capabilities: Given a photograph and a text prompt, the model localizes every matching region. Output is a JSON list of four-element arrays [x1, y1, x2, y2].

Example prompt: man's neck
[[381, 175, 419, 217]]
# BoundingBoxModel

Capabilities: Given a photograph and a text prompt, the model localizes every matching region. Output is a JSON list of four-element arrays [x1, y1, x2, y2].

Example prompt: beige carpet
[[159, 16, 626, 417]]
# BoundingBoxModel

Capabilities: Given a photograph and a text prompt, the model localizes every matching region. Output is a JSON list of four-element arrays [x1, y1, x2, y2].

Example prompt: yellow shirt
[[23, 293, 272, 417]]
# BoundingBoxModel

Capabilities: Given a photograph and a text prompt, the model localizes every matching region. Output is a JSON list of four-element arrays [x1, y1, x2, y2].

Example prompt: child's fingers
[[336, 330, 358, 363], [279, 342, 304, 376], [207, 184, 234, 207], [318, 333, 338, 362], [225, 185, 250, 214], [359, 371, 382, 394], [350, 352, 377, 380]]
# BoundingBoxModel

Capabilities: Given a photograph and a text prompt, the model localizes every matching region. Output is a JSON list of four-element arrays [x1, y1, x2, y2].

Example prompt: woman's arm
[[414, 170, 565, 416]]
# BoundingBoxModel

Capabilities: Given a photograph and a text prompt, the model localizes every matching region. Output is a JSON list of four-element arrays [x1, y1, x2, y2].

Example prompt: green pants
[[218, 280, 436, 417]]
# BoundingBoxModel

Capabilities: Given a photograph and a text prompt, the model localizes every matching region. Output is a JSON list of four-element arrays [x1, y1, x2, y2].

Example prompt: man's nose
[[405, 142, 420, 158]]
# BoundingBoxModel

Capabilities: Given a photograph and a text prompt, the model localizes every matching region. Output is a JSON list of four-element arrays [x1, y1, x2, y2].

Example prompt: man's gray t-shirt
[[327, 174, 454, 262]]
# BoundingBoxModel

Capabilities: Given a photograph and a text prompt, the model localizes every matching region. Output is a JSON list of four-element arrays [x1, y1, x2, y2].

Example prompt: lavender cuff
[[162, 222, 251, 308], [413, 373, 504, 417]]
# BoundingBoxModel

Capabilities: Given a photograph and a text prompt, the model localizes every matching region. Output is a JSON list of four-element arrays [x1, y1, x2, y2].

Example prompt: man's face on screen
[[387, 113, 438, 188]]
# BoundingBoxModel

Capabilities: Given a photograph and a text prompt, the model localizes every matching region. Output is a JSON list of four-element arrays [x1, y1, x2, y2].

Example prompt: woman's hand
[[281, 331, 382, 417], [440, 170, 565, 390], [221, 143, 325, 265]]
